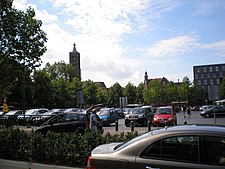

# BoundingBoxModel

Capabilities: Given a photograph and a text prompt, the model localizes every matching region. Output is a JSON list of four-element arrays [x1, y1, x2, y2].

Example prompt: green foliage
[[0, 0, 47, 98], [0, 128, 139, 167], [83, 80, 98, 106], [124, 82, 137, 104], [107, 82, 123, 106]]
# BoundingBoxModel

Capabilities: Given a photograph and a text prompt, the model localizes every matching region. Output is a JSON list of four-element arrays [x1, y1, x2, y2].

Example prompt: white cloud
[[201, 41, 225, 57], [145, 35, 199, 58]]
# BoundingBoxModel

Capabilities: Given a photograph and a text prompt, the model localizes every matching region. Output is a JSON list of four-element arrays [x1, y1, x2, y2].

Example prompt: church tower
[[69, 43, 81, 80], [144, 71, 149, 88]]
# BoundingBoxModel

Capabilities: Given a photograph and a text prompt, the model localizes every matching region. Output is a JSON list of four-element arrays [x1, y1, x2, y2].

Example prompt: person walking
[[187, 106, 191, 118], [89, 108, 98, 132]]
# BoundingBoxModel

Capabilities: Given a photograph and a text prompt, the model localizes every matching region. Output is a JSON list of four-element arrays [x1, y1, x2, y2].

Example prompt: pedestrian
[[183, 105, 187, 118], [89, 108, 98, 132], [187, 106, 191, 118]]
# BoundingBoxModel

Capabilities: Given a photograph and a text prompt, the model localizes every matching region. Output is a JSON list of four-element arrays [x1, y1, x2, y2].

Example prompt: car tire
[[205, 113, 210, 118]]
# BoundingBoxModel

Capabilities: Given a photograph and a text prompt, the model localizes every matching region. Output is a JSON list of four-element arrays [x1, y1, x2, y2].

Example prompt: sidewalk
[[0, 159, 85, 169]]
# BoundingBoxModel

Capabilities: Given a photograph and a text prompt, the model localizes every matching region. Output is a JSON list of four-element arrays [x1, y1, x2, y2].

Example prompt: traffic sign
[[2, 102, 9, 113]]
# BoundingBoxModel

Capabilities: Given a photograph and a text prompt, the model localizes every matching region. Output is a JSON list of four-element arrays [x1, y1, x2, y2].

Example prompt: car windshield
[[156, 108, 172, 114], [130, 108, 143, 114], [98, 110, 110, 116]]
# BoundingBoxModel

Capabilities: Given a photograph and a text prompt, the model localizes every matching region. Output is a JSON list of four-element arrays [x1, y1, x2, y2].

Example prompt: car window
[[162, 136, 199, 162], [98, 110, 110, 116], [140, 135, 199, 163], [156, 108, 172, 114], [204, 136, 225, 166], [65, 113, 85, 121]]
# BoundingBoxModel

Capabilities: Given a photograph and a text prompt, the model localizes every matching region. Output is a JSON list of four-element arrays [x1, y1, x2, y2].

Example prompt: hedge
[[0, 128, 138, 167]]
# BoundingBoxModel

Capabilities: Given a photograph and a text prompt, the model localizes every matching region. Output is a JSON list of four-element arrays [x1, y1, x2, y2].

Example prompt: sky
[[13, 0, 225, 87]]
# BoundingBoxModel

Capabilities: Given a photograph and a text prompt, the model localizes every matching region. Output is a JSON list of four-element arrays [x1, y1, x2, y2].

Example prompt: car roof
[[151, 125, 225, 136]]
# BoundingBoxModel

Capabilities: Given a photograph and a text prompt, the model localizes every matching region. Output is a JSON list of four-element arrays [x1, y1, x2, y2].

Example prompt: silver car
[[87, 125, 225, 169]]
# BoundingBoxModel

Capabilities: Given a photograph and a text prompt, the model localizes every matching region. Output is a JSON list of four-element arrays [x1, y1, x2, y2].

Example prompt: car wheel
[[205, 113, 210, 118]]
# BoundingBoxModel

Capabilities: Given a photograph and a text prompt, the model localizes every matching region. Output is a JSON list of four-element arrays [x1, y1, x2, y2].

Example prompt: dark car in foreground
[[36, 104, 104, 134], [200, 105, 225, 118], [87, 125, 225, 169]]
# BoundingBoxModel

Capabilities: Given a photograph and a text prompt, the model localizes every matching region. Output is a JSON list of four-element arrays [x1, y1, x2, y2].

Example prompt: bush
[[0, 128, 139, 167]]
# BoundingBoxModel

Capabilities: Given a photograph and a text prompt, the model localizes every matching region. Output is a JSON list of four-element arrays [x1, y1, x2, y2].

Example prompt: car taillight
[[86, 156, 96, 169]]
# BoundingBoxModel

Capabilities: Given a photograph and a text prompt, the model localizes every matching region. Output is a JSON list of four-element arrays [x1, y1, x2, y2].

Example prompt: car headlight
[[125, 115, 129, 119], [168, 117, 173, 121], [154, 117, 158, 121], [102, 118, 108, 121]]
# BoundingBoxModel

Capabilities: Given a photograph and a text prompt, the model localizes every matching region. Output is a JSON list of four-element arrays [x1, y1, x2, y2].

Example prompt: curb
[[0, 159, 85, 169]]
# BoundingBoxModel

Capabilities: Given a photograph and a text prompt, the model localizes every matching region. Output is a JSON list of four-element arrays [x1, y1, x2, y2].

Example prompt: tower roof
[[72, 43, 77, 53]]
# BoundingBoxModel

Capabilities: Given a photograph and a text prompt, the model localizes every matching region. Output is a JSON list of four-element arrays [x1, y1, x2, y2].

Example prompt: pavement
[[0, 159, 85, 169]]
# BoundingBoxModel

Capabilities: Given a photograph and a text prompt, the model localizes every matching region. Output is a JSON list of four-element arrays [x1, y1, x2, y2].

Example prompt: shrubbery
[[0, 128, 138, 167]]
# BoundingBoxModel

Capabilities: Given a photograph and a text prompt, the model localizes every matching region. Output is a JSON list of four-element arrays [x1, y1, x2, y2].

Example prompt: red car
[[152, 106, 177, 126]]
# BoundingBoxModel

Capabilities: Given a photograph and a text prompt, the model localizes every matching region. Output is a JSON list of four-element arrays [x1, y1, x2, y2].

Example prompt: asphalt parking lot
[[103, 110, 225, 134]]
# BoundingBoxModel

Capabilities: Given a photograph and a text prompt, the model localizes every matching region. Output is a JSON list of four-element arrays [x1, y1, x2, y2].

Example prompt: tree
[[83, 80, 98, 107], [33, 70, 53, 108], [123, 82, 137, 104], [107, 82, 123, 107], [165, 82, 178, 104], [136, 83, 144, 104], [44, 61, 77, 81], [143, 80, 162, 105], [0, 0, 47, 98]]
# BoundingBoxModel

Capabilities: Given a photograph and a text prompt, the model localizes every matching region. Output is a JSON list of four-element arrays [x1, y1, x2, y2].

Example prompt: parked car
[[2, 110, 23, 119], [152, 106, 177, 126], [200, 105, 225, 118], [97, 108, 118, 126], [87, 125, 225, 169], [17, 108, 49, 119], [124, 106, 153, 127], [36, 104, 104, 134], [199, 105, 214, 111]]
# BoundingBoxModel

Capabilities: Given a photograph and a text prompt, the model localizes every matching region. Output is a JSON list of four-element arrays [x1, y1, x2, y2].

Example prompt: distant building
[[69, 43, 81, 80], [94, 82, 107, 90], [193, 63, 225, 101], [144, 71, 169, 88]]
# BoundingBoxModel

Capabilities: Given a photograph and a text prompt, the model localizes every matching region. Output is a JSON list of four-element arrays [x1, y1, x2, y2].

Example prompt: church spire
[[72, 43, 77, 53]]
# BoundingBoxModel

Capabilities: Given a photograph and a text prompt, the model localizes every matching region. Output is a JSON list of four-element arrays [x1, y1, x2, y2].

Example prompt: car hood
[[92, 142, 122, 154], [154, 114, 173, 119]]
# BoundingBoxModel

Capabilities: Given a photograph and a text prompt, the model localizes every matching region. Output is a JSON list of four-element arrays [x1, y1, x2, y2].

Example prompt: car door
[[136, 135, 205, 169], [110, 109, 118, 123], [202, 136, 225, 169]]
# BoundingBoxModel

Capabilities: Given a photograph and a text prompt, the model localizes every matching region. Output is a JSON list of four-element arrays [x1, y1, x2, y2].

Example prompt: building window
[[196, 68, 200, 73], [204, 80, 207, 85], [215, 66, 219, 72], [209, 66, 213, 72], [210, 79, 214, 85], [201, 74, 204, 79], [222, 66, 225, 71], [217, 79, 220, 85], [203, 67, 207, 72], [207, 73, 210, 78], [213, 73, 217, 78], [220, 72, 224, 78], [198, 80, 201, 85], [195, 74, 198, 79]]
